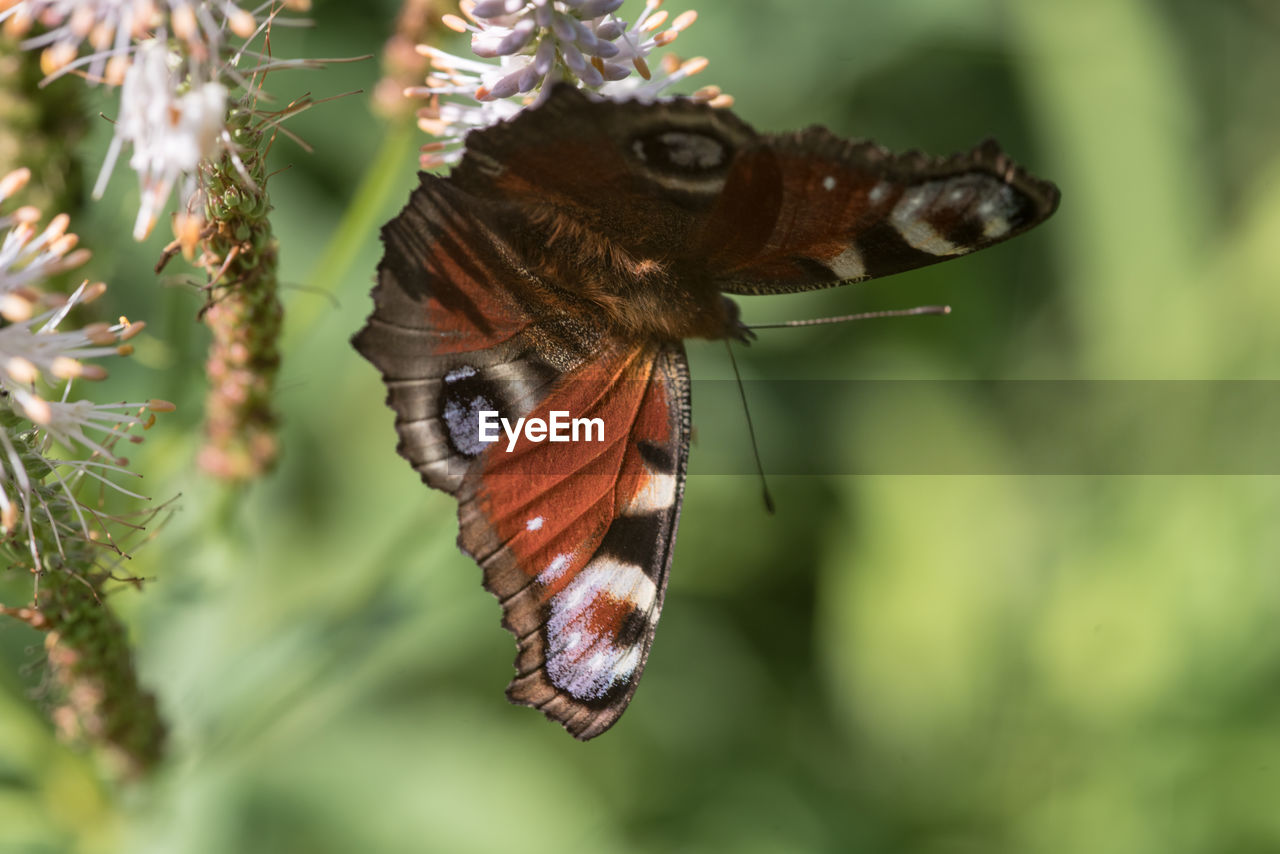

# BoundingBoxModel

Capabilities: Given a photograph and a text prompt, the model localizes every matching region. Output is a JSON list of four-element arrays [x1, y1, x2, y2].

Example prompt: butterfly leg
[[721, 296, 755, 344]]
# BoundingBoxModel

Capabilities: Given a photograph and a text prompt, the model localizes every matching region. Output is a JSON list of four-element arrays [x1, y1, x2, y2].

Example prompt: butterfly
[[352, 83, 1059, 740]]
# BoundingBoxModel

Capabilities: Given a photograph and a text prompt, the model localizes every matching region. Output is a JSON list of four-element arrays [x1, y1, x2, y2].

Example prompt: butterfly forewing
[[461, 342, 690, 739], [695, 131, 1061, 295]]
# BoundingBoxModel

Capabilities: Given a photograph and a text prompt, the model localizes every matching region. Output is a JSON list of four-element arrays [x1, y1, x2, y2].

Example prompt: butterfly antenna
[[748, 304, 951, 330], [724, 339, 776, 515]]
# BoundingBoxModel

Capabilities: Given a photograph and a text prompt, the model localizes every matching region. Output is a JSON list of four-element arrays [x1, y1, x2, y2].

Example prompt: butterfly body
[[447, 182, 741, 347], [354, 84, 1059, 739]]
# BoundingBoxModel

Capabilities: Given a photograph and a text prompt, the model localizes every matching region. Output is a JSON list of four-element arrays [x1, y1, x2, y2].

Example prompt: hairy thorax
[[514, 206, 738, 344]]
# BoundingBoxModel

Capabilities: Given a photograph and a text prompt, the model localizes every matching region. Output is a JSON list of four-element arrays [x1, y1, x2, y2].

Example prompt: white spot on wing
[[890, 184, 961, 256], [626, 470, 677, 515], [442, 394, 493, 456], [976, 185, 1018, 239], [822, 175, 837, 191], [444, 365, 476, 383], [544, 557, 657, 699], [826, 245, 866, 280], [537, 553, 572, 586], [566, 558, 656, 612], [526, 516, 544, 531], [657, 131, 724, 169], [617, 645, 642, 679], [982, 217, 1011, 239], [869, 182, 892, 204]]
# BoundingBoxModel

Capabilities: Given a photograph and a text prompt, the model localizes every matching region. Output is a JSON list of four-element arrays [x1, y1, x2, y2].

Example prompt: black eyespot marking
[[598, 514, 663, 575], [616, 607, 648, 647], [440, 367, 503, 458], [630, 129, 732, 175], [636, 440, 674, 475]]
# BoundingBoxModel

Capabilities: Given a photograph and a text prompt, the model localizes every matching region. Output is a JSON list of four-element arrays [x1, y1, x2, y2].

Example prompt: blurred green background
[[3, 0, 1280, 851]]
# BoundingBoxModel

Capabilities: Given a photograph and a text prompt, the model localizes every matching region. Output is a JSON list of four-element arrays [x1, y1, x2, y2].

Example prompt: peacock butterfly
[[352, 84, 1059, 740]]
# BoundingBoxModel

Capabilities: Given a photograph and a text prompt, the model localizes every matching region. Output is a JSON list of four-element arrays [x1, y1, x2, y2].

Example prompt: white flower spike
[[408, 0, 726, 170]]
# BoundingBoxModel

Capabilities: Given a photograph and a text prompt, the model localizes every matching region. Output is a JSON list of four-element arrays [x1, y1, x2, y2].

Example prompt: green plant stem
[[286, 121, 417, 346]]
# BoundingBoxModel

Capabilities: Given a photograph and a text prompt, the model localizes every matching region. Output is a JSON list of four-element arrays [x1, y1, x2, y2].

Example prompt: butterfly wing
[[450, 85, 1059, 300], [354, 174, 691, 739], [693, 131, 1061, 295], [464, 340, 690, 739], [356, 88, 1060, 740]]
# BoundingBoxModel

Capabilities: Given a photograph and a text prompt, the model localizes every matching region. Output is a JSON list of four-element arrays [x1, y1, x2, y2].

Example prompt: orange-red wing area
[[456, 341, 690, 740]]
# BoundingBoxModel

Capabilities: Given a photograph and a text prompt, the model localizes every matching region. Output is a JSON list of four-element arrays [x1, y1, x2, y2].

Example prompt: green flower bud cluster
[[196, 121, 282, 481]]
